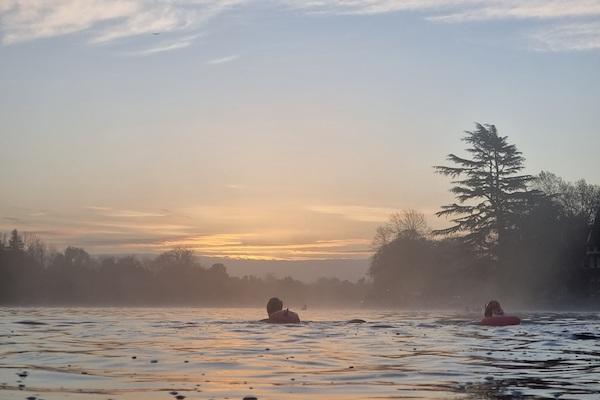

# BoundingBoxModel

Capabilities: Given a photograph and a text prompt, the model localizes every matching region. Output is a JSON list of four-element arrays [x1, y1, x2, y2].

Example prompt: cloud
[[206, 54, 239, 64], [130, 34, 198, 55], [0, 0, 140, 44], [0, 0, 243, 45], [426, 1, 600, 23], [307, 204, 397, 222], [287, 0, 600, 20], [3, 216, 25, 224], [530, 21, 600, 51], [84, 206, 112, 211], [0, 203, 375, 260], [225, 183, 246, 190], [288, 0, 600, 51], [84, 206, 169, 218], [153, 233, 372, 260], [283, 0, 478, 15], [90, 4, 192, 44], [0, 207, 198, 254], [2, 1, 600, 51]]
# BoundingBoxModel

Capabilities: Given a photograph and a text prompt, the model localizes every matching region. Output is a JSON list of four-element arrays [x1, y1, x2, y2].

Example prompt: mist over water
[[2, 308, 600, 400]]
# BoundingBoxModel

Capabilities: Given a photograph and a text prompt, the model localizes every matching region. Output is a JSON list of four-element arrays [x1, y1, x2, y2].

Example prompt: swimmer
[[263, 297, 300, 324], [481, 299, 520, 326], [484, 300, 504, 318]]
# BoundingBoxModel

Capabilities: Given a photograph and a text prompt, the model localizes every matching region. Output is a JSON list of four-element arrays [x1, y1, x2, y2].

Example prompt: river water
[[1, 308, 599, 399]]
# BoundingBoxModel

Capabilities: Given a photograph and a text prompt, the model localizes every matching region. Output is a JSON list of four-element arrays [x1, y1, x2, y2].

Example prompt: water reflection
[[0, 308, 599, 399]]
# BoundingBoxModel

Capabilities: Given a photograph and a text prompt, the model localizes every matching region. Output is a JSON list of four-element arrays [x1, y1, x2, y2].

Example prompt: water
[[1, 308, 599, 400]]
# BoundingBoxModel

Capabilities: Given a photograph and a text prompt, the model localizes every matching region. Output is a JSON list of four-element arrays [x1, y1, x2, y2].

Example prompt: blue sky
[[1, 0, 599, 260]]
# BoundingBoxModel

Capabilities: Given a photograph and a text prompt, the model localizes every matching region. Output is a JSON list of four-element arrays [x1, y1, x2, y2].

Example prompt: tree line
[[0, 238, 369, 306], [369, 123, 600, 308], [2, 123, 599, 308]]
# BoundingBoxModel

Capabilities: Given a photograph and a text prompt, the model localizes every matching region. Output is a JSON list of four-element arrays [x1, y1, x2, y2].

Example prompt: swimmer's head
[[267, 297, 283, 316], [484, 300, 503, 317]]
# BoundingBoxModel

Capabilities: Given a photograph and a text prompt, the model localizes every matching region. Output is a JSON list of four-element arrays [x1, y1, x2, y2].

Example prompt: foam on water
[[1, 308, 599, 399]]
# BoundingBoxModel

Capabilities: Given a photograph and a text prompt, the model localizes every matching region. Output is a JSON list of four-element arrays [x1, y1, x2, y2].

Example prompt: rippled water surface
[[1, 308, 600, 400]]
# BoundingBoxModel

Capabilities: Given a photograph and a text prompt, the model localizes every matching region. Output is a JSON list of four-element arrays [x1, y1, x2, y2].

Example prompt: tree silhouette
[[372, 209, 429, 248], [8, 229, 24, 252], [534, 171, 600, 222], [434, 123, 537, 260]]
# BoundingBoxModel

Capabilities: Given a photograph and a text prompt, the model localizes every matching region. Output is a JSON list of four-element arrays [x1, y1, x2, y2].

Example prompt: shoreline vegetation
[[2, 123, 599, 309]]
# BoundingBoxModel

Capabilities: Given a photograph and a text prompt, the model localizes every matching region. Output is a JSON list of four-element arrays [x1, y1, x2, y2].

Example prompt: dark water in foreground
[[1, 308, 600, 400]]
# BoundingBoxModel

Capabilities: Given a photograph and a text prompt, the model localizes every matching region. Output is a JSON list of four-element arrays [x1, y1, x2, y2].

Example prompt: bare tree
[[533, 171, 600, 222], [24, 232, 48, 267], [372, 225, 394, 248], [393, 209, 429, 239], [373, 210, 429, 249]]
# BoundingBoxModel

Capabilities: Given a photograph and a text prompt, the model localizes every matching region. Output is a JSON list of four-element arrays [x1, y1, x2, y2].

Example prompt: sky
[[1, 0, 600, 261]]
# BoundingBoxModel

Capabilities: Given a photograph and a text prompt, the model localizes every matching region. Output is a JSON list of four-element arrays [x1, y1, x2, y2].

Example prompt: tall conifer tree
[[434, 123, 536, 259]]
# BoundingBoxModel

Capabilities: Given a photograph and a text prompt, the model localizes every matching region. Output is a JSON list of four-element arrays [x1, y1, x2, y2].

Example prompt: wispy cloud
[[84, 206, 168, 218], [225, 183, 246, 190], [206, 54, 239, 64], [89, 4, 193, 44], [426, 1, 600, 22], [307, 204, 397, 222], [0, 0, 243, 45], [0, 208, 197, 253], [288, 0, 600, 20], [130, 35, 198, 56], [0, 0, 140, 44], [84, 206, 112, 212], [153, 233, 372, 260], [2, 1, 600, 52], [288, 0, 600, 51], [0, 202, 379, 259], [530, 21, 600, 51], [3, 216, 24, 224], [283, 0, 475, 15]]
